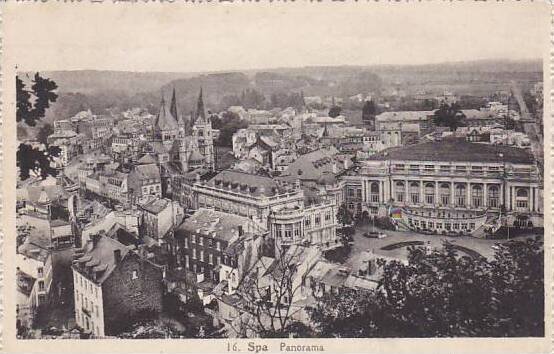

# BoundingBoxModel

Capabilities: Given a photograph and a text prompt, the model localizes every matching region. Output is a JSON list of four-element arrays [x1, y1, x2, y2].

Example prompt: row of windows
[[74, 272, 99, 299], [77, 309, 101, 337], [393, 164, 503, 173], [408, 218, 476, 231], [75, 290, 100, 318], [191, 249, 222, 265], [189, 235, 221, 250]]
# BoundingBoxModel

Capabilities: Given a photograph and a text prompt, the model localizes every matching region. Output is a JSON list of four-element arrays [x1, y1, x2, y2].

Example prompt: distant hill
[[18, 58, 542, 122]]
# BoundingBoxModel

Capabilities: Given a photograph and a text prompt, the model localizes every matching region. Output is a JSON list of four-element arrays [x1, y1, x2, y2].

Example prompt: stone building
[[192, 170, 304, 229], [342, 138, 543, 234], [72, 235, 163, 337]]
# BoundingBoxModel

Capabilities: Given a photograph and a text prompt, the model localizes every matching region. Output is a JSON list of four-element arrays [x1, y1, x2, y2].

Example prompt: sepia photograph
[[3, 2, 550, 352]]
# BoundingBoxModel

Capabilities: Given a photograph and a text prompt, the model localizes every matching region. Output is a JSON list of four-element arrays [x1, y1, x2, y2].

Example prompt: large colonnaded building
[[342, 138, 543, 235]]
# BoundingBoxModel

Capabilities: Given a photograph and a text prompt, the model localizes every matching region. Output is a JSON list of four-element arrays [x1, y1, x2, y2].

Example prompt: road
[[510, 81, 543, 175], [343, 223, 539, 274]]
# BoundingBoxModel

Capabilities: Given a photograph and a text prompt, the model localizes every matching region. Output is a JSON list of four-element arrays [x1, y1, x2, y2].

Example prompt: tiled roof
[[207, 170, 290, 197], [75, 236, 132, 284], [369, 138, 534, 164], [138, 197, 169, 215], [177, 208, 253, 242], [282, 146, 340, 182]]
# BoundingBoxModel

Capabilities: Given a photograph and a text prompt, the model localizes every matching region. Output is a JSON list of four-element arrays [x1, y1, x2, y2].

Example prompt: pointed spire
[[155, 93, 178, 132], [170, 87, 178, 122], [195, 87, 206, 123]]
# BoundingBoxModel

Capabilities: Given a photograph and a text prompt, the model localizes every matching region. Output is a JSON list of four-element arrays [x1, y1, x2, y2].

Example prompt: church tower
[[154, 94, 179, 149], [191, 88, 215, 171]]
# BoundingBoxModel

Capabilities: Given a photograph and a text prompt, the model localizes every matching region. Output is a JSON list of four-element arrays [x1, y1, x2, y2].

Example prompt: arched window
[[409, 182, 420, 204], [424, 183, 435, 205], [516, 188, 528, 198], [440, 183, 450, 206], [370, 182, 379, 203], [488, 185, 500, 208], [395, 181, 405, 203], [455, 184, 466, 207], [471, 185, 483, 208], [516, 188, 529, 210]]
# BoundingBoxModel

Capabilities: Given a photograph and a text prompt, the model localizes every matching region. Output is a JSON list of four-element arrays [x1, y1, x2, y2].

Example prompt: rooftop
[[368, 138, 534, 164], [74, 235, 132, 284], [206, 170, 294, 197], [177, 208, 253, 242]]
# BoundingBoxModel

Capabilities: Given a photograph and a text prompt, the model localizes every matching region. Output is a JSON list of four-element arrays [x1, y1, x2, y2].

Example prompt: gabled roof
[[74, 236, 132, 284], [154, 97, 179, 131]]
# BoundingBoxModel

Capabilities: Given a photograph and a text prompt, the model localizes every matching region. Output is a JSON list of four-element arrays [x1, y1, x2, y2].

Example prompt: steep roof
[[132, 163, 160, 181], [74, 236, 132, 284], [177, 208, 253, 242], [369, 138, 535, 164], [154, 97, 179, 131], [282, 146, 340, 182], [207, 170, 291, 197]]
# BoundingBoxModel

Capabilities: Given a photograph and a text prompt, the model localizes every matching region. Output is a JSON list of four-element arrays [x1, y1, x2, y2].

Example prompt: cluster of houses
[[15, 86, 544, 338]]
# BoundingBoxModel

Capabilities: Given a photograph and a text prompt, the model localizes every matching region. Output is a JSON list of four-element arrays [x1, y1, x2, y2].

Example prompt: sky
[[4, 2, 548, 73]]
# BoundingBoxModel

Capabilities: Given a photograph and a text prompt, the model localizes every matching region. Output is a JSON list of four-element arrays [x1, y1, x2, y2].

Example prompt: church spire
[[195, 87, 207, 124], [170, 87, 178, 123]]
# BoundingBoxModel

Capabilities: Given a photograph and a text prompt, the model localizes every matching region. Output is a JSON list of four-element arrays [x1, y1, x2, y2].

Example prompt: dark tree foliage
[[17, 143, 60, 181], [269, 91, 305, 110], [37, 123, 54, 145], [309, 238, 544, 337], [16, 73, 58, 126], [362, 100, 376, 121], [433, 103, 464, 131], [216, 111, 248, 147], [328, 105, 342, 118], [16, 73, 60, 180], [336, 203, 353, 227]]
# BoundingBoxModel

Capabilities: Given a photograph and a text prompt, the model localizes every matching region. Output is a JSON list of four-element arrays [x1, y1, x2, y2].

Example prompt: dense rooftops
[[368, 138, 535, 164]]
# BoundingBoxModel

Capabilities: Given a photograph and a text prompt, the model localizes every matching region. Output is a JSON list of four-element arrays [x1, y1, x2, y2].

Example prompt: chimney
[[238, 225, 244, 236], [114, 249, 122, 264]]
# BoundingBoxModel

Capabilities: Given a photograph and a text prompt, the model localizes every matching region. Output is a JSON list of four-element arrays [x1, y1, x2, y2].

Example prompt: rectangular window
[[191, 235, 196, 244], [200, 250, 204, 262], [37, 267, 44, 278], [209, 253, 213, 265], [453, 223, 460, 230], [192, 248, 197, 259], [428, 222, 434, 228], [436, 223, 442, 229], [131, 270, 138, 280], [216, 241, 221, 251], [38, 281, 45, 291], [199, 237, 203, 246], [315, 215, 321, 226]]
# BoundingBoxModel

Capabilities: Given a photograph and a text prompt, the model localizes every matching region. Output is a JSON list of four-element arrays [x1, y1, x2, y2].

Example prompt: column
[[451, 182, 455, 207], [510, 185, 515, 211], [466, 182, 471, 208], [390, 180, 395, 203], [530, 187, 534, 212], [419, 181, 424, 205], [405, 179, 409, 205], [435, 183, 439, 206], [483, 183, 488, 208]]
